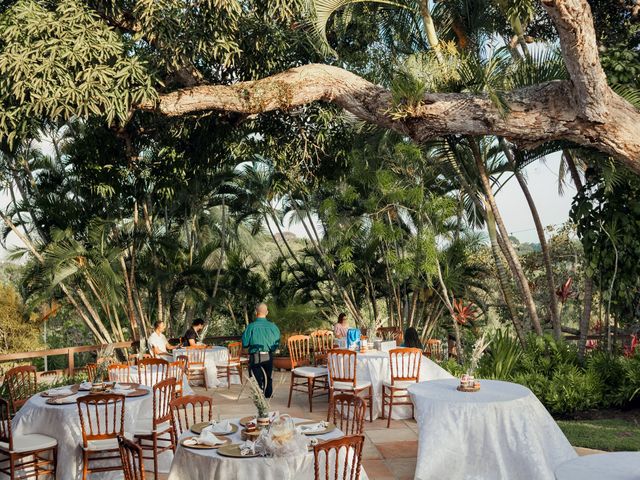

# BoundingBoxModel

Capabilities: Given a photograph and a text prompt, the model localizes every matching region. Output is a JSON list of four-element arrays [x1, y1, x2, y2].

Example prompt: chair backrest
[[389, 348, 422, 383], [313, 434, 365, 480], [85, 363, 98, 382], [377, 327, 403, 344], [424, 339, 443, 360], [5, 365, 37, 414], [329, 394, 366, 436], [227, 341, 242, 362], [128, 354, 152, 367], [38, 369, 64, 382], [311, 330, 334, 363], [108, 364, 131, 383], [77, 394, 126, 447], [167, 359, 186, 394], [151, 377, 176, 427], [0, 397, 13, 451], [138, 358, 169, 387], [288, 335, 311, 369], [118, 435, 146, 480], [185, 346, 206, 366], [170, 394, 213, 436], [327, 350, 357, 386]]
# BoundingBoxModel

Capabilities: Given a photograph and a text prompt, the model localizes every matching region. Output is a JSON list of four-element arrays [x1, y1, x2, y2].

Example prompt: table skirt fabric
[[168, 417, 368, 480], [173, 346, 240, 388], [129, 365, 194, 396], [408, 379, 577, 480], [355, 352, 454, 420], [554, 452, 640, 480], [9, 387, 151, 479]]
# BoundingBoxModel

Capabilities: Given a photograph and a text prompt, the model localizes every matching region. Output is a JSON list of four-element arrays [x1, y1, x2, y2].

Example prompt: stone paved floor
[[155, 370, 600, 480]]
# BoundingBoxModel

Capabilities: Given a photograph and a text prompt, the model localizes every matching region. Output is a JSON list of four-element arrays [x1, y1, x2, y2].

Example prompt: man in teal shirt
[[242, 303, 280, 398]]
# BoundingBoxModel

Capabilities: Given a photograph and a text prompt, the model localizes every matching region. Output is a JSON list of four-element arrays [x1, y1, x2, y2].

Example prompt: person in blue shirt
[[241, 303, 280, 398]]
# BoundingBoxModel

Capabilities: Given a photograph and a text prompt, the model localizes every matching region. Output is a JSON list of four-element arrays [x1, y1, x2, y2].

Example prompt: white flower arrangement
[[468, 333, 490, 375], [247, 375, 270, 418]]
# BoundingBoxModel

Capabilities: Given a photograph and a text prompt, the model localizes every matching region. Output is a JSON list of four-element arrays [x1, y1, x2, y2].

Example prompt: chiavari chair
[[287, 335, 328, 412]]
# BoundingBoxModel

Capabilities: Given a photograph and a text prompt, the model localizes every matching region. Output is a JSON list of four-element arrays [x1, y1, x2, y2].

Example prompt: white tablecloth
[[9, 386, 151, 480], [408, 379, 577, 480], [168, 417, 368, 480], [555, 452, 640, 480], [173, 346, 240, 388], [355, 351, 454, 420]]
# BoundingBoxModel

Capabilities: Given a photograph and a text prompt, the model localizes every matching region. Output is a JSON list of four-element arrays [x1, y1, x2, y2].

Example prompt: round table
[[168, 417, 369, 480], [173, 346, 239, 388], [355, 351, 454, 420], [555, 452, 640, 480], [408, 379, 577, 480], [10, 385, 151, 479]]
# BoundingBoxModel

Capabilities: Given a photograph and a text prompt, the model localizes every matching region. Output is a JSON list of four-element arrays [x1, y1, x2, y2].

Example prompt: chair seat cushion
[[84, 432, 133, 451], [382, 380, 417, 390], [188, 365, 206, 371], [293, 366, 328, 378], [0, 433, 57, 453], [332, 380, 372, 391], [240, 357, 249, 363], [134, 418, 172, 436]]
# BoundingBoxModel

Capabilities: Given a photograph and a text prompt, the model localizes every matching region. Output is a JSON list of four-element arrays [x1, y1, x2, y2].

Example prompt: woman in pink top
[[333, 312, 349, 338]]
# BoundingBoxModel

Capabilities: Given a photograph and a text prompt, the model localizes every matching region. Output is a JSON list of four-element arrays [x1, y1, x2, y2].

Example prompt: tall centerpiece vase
[[248, 375, 271, 429]]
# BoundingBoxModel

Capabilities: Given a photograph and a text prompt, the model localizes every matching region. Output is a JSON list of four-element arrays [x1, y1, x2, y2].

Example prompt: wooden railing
[[0, 335, 241, 376]]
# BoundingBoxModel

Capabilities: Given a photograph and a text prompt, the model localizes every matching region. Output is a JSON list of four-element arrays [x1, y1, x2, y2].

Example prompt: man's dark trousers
[[249, 352, 274, 398]]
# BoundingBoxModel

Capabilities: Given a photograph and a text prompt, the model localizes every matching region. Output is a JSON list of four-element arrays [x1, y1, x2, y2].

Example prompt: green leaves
[[0, 0, 157, 145]]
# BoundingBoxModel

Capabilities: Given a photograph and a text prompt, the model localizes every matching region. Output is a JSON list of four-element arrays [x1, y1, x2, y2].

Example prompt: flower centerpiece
[[247, 375, 271, 428], [459, 334, 490, 392]]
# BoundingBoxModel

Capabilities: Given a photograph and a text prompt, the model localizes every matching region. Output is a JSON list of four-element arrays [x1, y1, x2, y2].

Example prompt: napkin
[[299, 421, 328, 433], [79, 381, 92, 391], [183, 431, 226, 447], [203, 420, 232, 435], [50, 394, 78, 404], [112, 387, 134, 395], [46, 386, 73, 396], [240, 440, 256, 456]]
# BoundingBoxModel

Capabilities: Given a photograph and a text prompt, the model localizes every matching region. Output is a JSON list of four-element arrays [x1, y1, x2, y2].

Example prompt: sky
[[0, 150, 575, 259]]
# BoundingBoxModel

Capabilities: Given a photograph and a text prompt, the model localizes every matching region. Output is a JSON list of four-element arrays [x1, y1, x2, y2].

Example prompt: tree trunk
[[501, 138, 561, 339], [471, 140, 543, 335], [486, 207, 528, 346]]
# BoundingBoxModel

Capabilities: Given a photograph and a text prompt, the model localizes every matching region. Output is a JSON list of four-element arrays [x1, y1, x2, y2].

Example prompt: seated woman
[[333, 312, 349, 338], [402, 327, 423, 350]]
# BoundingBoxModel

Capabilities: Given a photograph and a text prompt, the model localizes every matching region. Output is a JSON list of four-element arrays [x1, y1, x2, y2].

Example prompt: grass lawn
[[558, 419, 640, 452]]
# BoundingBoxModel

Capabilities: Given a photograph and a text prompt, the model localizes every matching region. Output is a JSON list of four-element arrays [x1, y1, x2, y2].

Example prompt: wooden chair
[[0, 397, 57, 479], [167, 356, 188, 397], [37, 369, 64, 383], [108, 364, 131, 383], [185, 346, 208, 390], [170, 395, 213, 436], [381, 348, 422, 428], [329, 394, 366, 436], [424, 339, 443, 361], [313, 434, 365, 480], [127, 354, 151, 367], [134, 377, 176, 480], [137, 358, 168, 387], [85, 363, 98, 382], [287, 335, 328, 412], [377, 327, 403, 344], [4, 365, 37, 415], [217, 342, 242, 389], [76, 393, 127, 479], [118, 435, 146, 480], [311, 330, 334, 366], [326, 350, 373, 422]]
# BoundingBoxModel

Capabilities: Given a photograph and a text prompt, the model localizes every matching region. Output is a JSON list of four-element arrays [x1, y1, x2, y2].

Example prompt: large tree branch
[[541, 0, 610, 122], [140, 63, 640, 173]]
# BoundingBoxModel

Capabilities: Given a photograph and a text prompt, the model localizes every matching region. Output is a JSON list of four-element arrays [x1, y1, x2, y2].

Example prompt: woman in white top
[[147, 321, 176, 361]]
